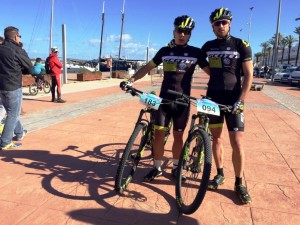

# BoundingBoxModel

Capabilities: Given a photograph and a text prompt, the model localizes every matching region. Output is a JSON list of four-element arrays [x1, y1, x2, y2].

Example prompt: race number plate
[[196, 98, 220, 116], [140, 93, 162, 110]]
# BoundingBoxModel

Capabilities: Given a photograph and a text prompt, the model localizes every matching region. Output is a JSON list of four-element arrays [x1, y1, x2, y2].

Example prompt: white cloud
[[88, 38, 100, 46]]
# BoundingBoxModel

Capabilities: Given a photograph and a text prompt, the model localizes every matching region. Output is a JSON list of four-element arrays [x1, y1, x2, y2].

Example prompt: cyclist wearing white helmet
[[122, 15, 209, 182], [201, 7, 253, 204]]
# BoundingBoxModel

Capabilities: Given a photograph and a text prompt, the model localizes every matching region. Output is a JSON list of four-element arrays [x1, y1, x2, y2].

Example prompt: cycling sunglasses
[[213, 20, 230, 27], [175, 28, 191, 35]]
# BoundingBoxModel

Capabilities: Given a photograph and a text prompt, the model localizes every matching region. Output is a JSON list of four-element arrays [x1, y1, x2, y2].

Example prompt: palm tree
[[254, 52, 262, 66], [294, 26, 300, 66], [267, 47, 272, 65], [260, 42, 270, 65], [280, 37, 288, 64], [270, 32, 283, 67], [268, 38, 276, 66], [285, 35, 297, 65]]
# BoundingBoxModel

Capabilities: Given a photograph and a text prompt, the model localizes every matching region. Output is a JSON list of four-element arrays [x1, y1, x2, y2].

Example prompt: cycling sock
[[217, 168, 224, 177], [172, 159, 179, 169], [235, 177, 242, 186], [154, 160, 162, 171]]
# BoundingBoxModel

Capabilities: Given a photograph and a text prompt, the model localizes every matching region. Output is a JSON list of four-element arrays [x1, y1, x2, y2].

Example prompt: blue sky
[[1, 0, 299, 61]]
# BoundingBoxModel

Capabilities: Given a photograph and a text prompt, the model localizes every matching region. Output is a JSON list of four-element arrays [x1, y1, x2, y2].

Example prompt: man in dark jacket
[[0, 26, 33, 150]]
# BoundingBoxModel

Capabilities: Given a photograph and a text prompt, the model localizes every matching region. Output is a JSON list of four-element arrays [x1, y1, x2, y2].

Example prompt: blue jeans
[[0, 88, 24, 146]]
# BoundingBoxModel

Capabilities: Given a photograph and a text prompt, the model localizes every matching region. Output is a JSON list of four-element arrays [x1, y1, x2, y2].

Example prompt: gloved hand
[[167, 39, 176, 48], [120, 80, 132, 90], [232, 100, 244, 114]]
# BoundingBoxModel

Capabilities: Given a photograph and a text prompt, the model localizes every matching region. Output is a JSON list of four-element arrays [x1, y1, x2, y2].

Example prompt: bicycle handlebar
[[121, 82, 189, 107], [167, 89, 232, 112]]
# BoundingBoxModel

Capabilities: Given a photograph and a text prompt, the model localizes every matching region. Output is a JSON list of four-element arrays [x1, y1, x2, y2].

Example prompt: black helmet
[[174, 15, 195, 30], [209, 8, 232, 23]]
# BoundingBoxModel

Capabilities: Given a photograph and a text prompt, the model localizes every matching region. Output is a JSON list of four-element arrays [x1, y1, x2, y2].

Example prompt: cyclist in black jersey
[[201, 8, 253, 204], [123, 15, 209, 182]]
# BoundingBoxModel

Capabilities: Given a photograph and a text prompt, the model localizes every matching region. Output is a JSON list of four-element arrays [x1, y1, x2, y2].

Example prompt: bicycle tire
[[176, 128, 212, 214], [115, 122, 149, 194], [29, 83, 38, 96], [43, 80, 51, 94]]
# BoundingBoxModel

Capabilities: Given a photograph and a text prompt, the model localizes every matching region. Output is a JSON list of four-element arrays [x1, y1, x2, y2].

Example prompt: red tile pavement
[[0, 72, 299, 225]]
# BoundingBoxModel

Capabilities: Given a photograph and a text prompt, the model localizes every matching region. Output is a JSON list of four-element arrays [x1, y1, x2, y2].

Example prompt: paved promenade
[[0, 72, 299, 225]]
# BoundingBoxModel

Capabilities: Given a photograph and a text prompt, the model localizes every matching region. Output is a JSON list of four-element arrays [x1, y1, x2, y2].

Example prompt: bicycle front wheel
[[115, 122, 149, 194], [29, 83, 38, 96], [43, 80, 51, 94], [176, 128, 212, 214]]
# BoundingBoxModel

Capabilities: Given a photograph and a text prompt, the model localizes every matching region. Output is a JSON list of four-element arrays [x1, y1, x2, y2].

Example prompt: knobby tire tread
[[176, 128, 212, 214], [115, 122, 148, 194]]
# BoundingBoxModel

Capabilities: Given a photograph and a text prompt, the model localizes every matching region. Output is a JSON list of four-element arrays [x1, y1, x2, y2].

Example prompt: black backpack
[[45, 56, 52, 74]]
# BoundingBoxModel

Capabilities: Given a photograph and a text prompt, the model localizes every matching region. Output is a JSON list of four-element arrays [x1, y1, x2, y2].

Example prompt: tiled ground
[[0, 73, 299, 225]]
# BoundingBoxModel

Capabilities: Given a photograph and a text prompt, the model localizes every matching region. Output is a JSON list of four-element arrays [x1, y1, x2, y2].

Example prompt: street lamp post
[[271, 0, 282, 82], [248, 7, 254, 44]]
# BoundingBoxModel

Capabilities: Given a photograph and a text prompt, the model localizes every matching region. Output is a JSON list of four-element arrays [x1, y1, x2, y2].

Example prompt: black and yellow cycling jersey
[[150, 45, 208, 100], [150, 45, 208, 131], [201, 35, 252, 132], [201, 35, 252, 92]]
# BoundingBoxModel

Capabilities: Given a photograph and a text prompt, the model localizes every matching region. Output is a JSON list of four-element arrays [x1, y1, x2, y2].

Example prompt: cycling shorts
[[154, 103, 190, 132], [206, 89, 244, 132]]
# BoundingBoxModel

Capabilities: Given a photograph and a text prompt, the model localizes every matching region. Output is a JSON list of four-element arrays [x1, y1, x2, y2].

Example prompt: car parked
[[288, 66, 300, 86], [278, 67, 298, 83]]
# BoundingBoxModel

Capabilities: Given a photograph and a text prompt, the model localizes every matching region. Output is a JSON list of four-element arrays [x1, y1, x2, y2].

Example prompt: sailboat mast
[[99, 0, 105, 68], [118, 0, 125, 59], [49, 0, 54, 52]]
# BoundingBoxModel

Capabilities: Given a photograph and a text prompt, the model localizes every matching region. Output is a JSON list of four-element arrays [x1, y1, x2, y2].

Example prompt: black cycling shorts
[[154, 103, 190, 132], [206, 89, 244, 132], [208, 111, 244, 132]]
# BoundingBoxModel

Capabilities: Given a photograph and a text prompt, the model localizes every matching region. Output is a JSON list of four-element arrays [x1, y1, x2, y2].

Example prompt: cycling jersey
[[150, 45, 208, 131], [201, 36, 252, 92], [201, 35, 252, 132], [151, 45, 208, 99]]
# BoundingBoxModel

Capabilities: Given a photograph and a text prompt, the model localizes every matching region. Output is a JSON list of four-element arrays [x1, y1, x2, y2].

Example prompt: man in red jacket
[[49, 47, 65, 103]]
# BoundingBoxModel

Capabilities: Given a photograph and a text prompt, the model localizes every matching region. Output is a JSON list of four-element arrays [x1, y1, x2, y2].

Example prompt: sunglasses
[[17, 34, 22, 38], [175, 28, 191, 35], [213, 20, 229, 27]]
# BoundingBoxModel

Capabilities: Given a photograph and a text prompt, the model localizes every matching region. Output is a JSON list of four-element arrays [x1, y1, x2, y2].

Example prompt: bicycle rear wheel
[[176, 128, 212, 214], [29, 83, 38, 96], [43, 80, 51, 94], [115, 122, 150, 194]]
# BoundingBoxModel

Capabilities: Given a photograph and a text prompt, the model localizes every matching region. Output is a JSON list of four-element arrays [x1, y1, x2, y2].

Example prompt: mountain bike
[[29, 75, 51, 96], [167, 89, 232, 215], [115, 83, 186, 195]]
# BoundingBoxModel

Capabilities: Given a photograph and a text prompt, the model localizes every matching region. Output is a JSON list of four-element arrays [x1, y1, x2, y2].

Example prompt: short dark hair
[[4, 26, 19, 40], [36, 57, 42, 62]]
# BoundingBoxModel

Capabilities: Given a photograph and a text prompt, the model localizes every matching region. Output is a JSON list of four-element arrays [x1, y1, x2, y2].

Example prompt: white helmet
[[51, 47, 59, 53]]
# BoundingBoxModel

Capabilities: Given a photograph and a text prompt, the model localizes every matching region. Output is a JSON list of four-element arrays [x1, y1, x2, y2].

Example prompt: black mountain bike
[[29, 76, 51, 96], [167, 89, 232, 215], [115, 84, 186, 195]]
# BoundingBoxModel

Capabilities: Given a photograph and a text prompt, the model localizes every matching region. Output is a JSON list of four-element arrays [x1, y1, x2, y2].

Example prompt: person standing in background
[[48, 47, 65, 103], [0, 26, 33, 150]]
